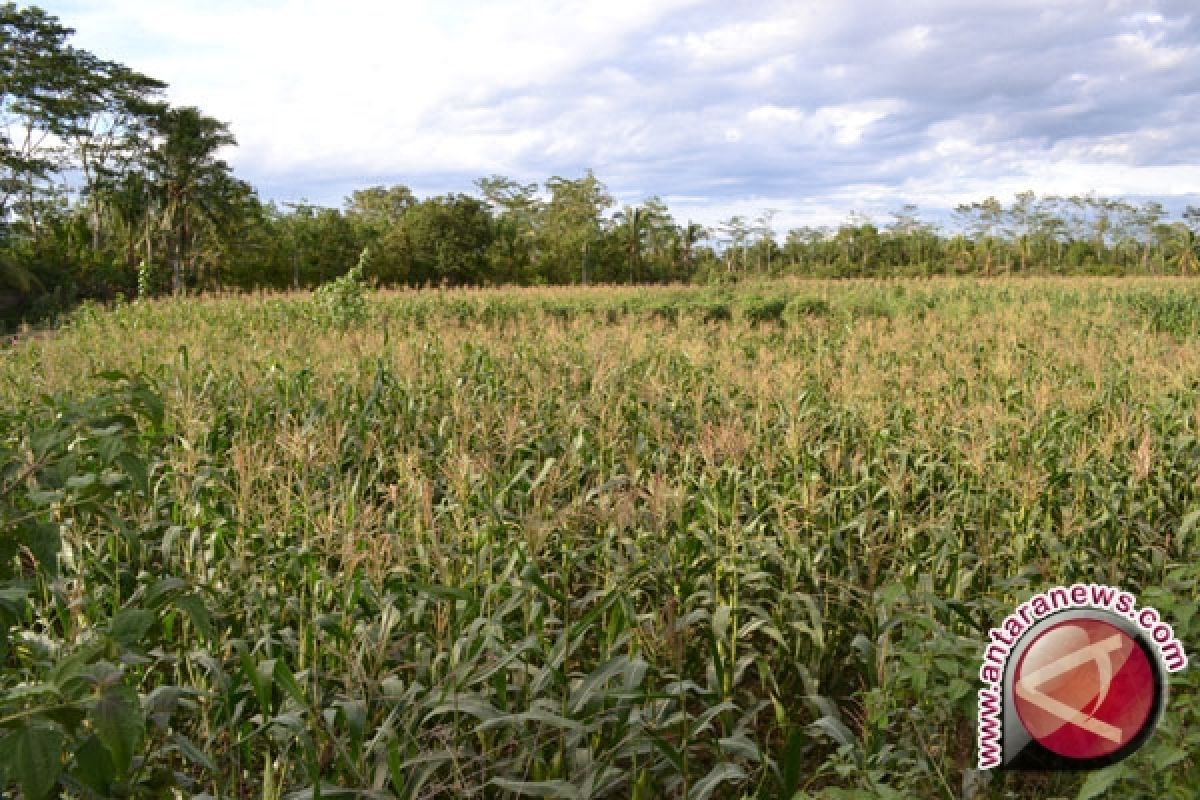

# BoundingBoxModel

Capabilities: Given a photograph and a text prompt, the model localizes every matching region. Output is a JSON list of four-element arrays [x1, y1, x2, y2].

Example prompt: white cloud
[[655, 16, 808, 69], [744, 100, 905, 146], [811, 101, 906, 146], [45, 0, 1200, 225], [1113, 31, 1193, 69], [746, 105, 803, 125]]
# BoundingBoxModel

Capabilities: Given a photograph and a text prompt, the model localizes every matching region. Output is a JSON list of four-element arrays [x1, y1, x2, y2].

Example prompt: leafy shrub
[[700, 301, 733, 323], [311, 248, 370, 329], [742, 296, 788, 326], [0, 375, 213, 799], [788, 296, 832, 317], [651, 302, 680, 324]]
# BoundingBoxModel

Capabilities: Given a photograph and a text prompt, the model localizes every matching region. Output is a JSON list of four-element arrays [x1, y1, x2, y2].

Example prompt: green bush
[[742, 296, 788, 326], [650, 302, 680, 324], [0, 375, 212, 799], [699, 300, 733, 323], [311, 248, 370, 330], [787, 296, 832, 318]]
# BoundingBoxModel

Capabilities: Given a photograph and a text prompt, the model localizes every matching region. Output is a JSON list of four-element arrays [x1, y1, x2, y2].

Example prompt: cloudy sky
[[48, 0, 1200, 229]]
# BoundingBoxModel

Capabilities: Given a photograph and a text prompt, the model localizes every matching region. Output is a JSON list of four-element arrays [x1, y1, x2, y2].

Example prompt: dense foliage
[[4, 5, 1200, 331], [1, 278, 1197, 798]]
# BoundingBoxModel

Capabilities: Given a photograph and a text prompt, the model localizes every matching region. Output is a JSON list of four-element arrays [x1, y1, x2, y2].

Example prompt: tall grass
[[1, 277, 1197, 798]]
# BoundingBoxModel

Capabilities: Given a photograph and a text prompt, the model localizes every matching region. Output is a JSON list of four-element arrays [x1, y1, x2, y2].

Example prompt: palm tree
[[678, 221, 707, 281], [0, 251, 42, 294], [145, 106, 237, 293], [614, 205, 646, 283], [1168, 225, 1199, 275], [946, 235, 972, 274], [100, 170, 156, 273]]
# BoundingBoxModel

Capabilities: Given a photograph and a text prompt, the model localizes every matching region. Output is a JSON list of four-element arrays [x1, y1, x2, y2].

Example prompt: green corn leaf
[[489, 778, 581, 799], [690, 762, 746, 800]]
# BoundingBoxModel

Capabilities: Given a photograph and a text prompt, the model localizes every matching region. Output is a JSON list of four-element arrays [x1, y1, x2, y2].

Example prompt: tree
[[717, 215, 750, 274], [1119, 201, 1160, 274], [475, 175, 541, 285], [67, 67, 165, 254], [676, 221, 708, 281], [613, 204, 646, 283], [1184, 205, 1200, 234], [955, 197, 1004, 275], [887, 203, 919, 266], [401, 194, 492, 286], [1167, 223, 1199, 275], [345, 185, 414, 226], [753, 209, 778, 273], [2, 3, 80, 228], [540, 171, 611, 284], [275, 202, 362, 288], [1005, 191, 1037, 272], [144, 106, 238, 293], [344, 185, 415, 284]]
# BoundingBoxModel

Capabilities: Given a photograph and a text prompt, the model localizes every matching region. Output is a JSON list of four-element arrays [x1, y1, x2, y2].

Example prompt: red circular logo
[[1013, 617, 1156, 760]]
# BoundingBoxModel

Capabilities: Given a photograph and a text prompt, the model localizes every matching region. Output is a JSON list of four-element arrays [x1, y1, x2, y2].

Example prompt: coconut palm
[[614, 205, 646, 283], [144, 106, 237, 293], [1168, 224, 1199, 275], [678, 221, 708, 280]]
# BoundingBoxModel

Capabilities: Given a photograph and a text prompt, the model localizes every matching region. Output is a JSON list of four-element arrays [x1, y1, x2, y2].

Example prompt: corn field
[[1, 278, 1198, 799]]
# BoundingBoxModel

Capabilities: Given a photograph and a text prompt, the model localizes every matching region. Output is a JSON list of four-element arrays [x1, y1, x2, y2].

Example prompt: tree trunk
[[91, 203, 102, 253], [173, 207, 188, 295]]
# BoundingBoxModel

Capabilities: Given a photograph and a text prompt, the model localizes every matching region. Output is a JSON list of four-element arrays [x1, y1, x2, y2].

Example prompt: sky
[[46, 0, 1200, 231]]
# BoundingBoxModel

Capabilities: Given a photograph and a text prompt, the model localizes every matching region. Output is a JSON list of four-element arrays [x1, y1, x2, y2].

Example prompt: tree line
[[3, 3, 1199, 328]]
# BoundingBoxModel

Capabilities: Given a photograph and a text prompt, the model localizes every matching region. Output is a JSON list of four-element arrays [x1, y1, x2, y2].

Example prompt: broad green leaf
[[91, 682, 145, 779], [143, 576, 188, 607], [1151, 744, 1187, 770], [131, 385, 165, 428], [145, 685, 187, 730], [334, 699, 366, 744], [173, 593, 213, 639], [115, 453, 149, 492], [12, 724, 65, 800], [1077, 765, 1123, 800], [109, 608, 156, 647], [72, 734, 115, 794], [18, 522, 60, 576]]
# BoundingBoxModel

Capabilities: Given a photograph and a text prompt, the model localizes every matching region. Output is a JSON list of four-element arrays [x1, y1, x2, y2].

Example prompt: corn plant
[[0, 277, 1197, 798]]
